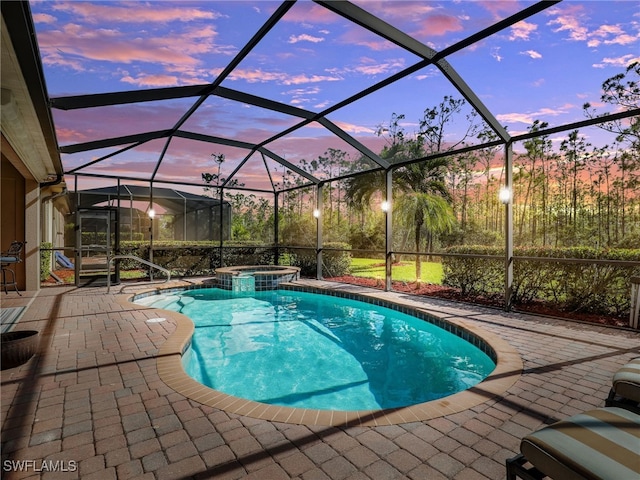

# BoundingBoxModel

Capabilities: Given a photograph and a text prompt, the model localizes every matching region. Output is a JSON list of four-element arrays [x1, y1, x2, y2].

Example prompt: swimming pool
[[136, 287, 496, 411]]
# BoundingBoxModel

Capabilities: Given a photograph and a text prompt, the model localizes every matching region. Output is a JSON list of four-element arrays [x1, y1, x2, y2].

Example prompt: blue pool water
[[136, 288, 495, 410]]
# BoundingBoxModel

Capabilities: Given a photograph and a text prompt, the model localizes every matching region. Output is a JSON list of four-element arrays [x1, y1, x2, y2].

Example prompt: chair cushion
[[520, 407, 640, 480], [0, 257, 19, 264], [612, 357, 640, 403]]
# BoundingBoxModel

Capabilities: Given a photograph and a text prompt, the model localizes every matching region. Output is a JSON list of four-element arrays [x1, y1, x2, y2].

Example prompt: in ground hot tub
[[215, 265, 300, 291]]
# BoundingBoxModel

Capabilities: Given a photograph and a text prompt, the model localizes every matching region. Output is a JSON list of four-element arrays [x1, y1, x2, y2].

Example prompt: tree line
[[204, 63, 639, 257]]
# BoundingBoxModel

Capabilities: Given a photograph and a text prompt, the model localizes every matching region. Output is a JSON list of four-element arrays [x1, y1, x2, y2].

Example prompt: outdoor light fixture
[[499, 187, 511, 205], [313, 209, 320, 218], [148, 208, 156, 219], [381, 201, 390, 212]]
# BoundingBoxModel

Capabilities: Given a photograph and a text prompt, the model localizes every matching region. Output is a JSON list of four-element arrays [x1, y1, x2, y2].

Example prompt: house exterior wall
[[1, 154, 26, 290], [25, 178, 40, 291]]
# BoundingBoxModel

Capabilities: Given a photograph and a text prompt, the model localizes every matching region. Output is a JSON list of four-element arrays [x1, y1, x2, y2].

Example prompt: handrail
[[107, 254, 171, 293]]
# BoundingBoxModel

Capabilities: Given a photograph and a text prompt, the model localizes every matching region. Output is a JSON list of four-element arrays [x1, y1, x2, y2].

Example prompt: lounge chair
[[605, 357, 640, 414], [506, 406, 640, 480], [1, 241, 25, 295]]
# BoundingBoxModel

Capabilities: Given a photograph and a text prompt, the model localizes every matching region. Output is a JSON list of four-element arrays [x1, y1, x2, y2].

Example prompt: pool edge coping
[[128, 280, 523, 426]]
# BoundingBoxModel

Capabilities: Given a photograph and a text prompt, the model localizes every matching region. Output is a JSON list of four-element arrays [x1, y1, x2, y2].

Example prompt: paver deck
[[2, 279, 639, 479]]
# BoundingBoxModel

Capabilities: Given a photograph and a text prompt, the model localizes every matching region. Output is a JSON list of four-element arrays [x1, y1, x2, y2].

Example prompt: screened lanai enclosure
[[68, 185, 231, 285], [24, 0, 639, 322], [74, 185, 231, 242]]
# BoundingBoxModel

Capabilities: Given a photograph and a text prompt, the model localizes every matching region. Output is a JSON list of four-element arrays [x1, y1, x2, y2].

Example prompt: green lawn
[[350, 257, 443, 284]]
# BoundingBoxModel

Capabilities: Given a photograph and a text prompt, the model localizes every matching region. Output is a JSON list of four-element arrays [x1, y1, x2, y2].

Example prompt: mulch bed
[[42, 269, 75, 284], [326, 275, 630, 328]]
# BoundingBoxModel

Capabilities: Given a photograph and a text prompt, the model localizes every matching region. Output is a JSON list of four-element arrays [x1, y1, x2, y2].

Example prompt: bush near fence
[[442, 246, 640, 317], [117, 241, 352, 278], [283, 242, 351, 277], [40, 242, 52, 281], [118, 241, 218, 277]]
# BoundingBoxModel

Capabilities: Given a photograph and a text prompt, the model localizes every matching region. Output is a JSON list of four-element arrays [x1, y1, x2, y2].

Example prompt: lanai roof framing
[[47, 0, 638, 197], [50, 0, 577, 194]]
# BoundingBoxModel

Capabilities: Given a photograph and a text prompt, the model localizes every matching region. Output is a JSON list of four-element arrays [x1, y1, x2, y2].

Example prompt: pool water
[[137, 288, 495, 410]]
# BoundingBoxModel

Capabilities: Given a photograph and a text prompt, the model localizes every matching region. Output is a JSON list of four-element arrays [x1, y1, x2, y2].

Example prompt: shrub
[[222, 243, 276, 266], [442, 245, 640, 317], [441, 246, 502, 296], [323, 242, 352, 277], [118, 241, 218, 276], [40, 242, 53, 281], [286, 242, 352, 277], [116, 240, 349, 279]]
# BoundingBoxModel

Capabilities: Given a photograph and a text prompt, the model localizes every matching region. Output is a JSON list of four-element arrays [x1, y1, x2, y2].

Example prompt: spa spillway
[[215, 265, 300, 291]]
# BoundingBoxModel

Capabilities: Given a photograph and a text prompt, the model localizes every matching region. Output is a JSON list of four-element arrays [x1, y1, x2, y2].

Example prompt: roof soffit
[[1, 15, 55, 181]]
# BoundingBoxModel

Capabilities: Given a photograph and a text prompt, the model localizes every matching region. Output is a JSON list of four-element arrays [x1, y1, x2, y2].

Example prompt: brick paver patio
[[2, 280, 638, 479]]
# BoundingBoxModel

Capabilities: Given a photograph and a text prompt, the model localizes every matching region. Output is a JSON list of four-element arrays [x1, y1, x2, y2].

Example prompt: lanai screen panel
[[180, 94, 303, 147], [326, 63, 492, 162], [509, 125, 640, 249], [64, 138, 174, 181], [350, 0, 530, 48], [444, 1, 639, 136], [51, 98, 192, 146], [262, 121, 371, 181], [154, 137, 253, 188], [32, 1, 269, 93], [217, 1, 423, 112], [74, 184, 231, 242]]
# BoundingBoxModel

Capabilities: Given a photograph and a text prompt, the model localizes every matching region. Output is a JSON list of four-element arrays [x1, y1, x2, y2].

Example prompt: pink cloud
[[497, 104, 575, 125], [53, 102, 190, 144], [280, 3, 338, 25], [509, 21, 538, 41], [51, 2, 222, 24], [223, 68, 342, 86], [32, 12, 57, 24], [337, 28, 399, 52], [40, 51, 86, 72], [604, 34, 638, 46], [349, 58, 405, 76], [327, 56, 406, 77], [87, 159, 161, 177], [55, 127, 89, 144], [351, 1, 439, 22], [35, 12, 235, 86], [121, 74, 179, 87], [37, 26, 204, 67], [546, 4, 588, 42], [588, 24, 639, 47], [416, 14, 463, 37], [520, 50, 542, 60], [332, 121, 375, 135], [592, 24, 625, 37], [477, 1, 522, 20], [592, 54, 640, 69], [284, 74, 342, 86], [288, 34, 325, 44]]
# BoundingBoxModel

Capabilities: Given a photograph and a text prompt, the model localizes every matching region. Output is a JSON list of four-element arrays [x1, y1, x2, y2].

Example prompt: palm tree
[[346, 155, 455, 282], [394, 191, 455, 281], [345, 98, 478, 282]]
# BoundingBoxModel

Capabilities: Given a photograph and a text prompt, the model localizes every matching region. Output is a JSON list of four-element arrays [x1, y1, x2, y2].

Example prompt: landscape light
[[381, 201, 390, 212], [313, 209, 320, 218], [499, 187, 511, 205], [148, 208, 156, 219]]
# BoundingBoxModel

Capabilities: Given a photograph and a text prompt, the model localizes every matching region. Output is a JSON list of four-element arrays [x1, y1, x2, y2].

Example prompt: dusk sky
[[30, 0, 640, 194]]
